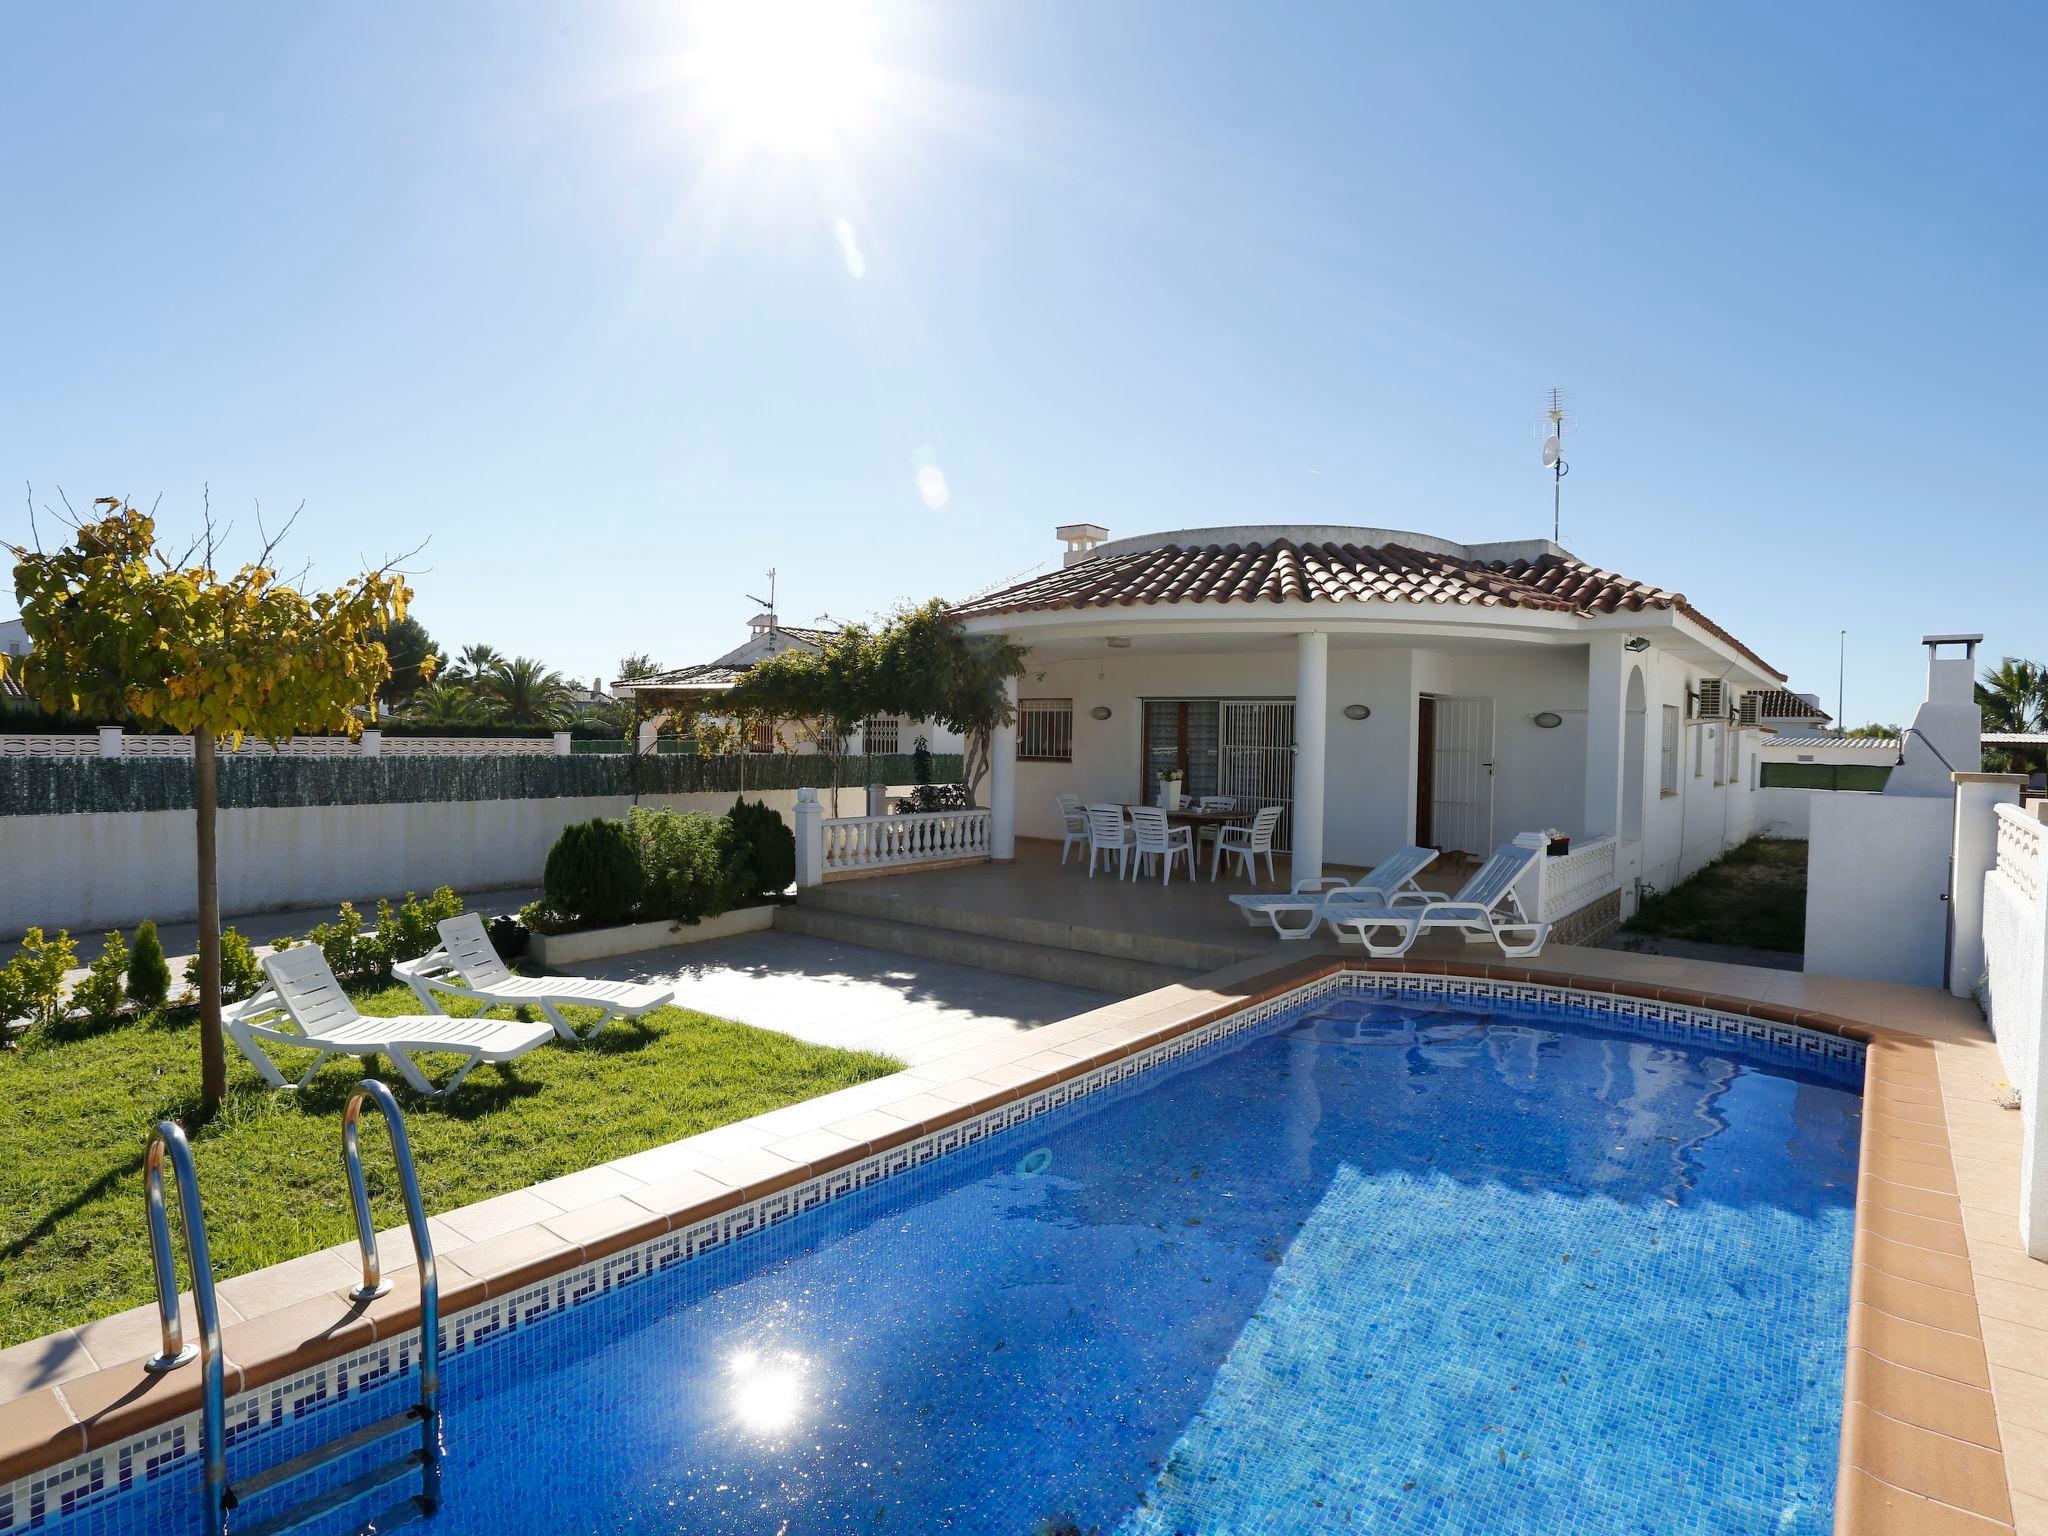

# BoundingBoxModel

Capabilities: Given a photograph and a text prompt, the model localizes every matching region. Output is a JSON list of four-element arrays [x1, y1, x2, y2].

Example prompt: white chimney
[[1056, 523, 1109, 567]]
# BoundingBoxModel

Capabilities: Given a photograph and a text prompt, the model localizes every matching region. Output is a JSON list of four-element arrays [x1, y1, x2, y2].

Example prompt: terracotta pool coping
[[0, 953, 2017, 1534]]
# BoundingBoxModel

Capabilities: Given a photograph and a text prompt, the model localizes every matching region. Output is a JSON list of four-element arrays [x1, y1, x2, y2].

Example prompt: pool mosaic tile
[[5, 972, 1870, 1535]]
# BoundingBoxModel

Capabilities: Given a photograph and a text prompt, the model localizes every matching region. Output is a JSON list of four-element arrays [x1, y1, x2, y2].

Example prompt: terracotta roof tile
[[953, 536, 1782, 679], [1748, 688, 1832, 722]]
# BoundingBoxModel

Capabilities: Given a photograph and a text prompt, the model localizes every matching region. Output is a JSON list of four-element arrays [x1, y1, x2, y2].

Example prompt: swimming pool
[[30, 977, 1865, 1535]]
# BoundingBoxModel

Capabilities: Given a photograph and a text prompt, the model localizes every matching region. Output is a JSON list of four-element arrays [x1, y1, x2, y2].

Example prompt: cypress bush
[[127, 920, 172, 1010], [543, 818, 643, 925], [727, 796, 795, 897]]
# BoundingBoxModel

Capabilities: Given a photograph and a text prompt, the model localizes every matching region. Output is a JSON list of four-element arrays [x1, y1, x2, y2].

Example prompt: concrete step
[[798, 880, 1248, 974], [772, 905, 1193, 999]]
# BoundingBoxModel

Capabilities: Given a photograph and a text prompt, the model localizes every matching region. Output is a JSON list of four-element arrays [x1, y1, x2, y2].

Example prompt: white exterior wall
[[1011, 640, 1762, 888], [1754, 785, 1824, 839], [0, 788, 824, 936], [1804, 792, 1954, 987]]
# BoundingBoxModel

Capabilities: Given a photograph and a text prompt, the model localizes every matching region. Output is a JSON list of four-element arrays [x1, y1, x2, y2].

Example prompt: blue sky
[[4, 2, 2042, 725]]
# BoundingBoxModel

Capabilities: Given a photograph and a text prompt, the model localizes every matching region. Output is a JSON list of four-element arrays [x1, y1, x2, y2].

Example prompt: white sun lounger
[[1323, 841, 1551, 958], [225, 945, 555, 1098], [392, 912, 674, 1043], [1227, 846, 1440, 939]]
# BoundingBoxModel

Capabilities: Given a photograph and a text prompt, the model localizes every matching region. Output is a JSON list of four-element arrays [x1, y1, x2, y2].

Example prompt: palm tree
[[1976, 657, 2048, 735], [448, 643, 505, 692], [405, 680, 495, 726], [484, 657, 573, 727]]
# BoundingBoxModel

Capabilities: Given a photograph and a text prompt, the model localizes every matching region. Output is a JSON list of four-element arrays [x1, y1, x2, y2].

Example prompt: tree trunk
[[194, 729, 226, 1116]]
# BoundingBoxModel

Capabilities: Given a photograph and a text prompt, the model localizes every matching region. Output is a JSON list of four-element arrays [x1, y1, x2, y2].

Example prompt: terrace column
[[1293, 630, 1327, 887], [1583, 633, 1627, 842], [990, 675, 1018, 859]]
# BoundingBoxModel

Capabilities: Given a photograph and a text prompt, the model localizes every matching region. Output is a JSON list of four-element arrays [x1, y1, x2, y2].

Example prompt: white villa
[[952, 523, 1791, 934]]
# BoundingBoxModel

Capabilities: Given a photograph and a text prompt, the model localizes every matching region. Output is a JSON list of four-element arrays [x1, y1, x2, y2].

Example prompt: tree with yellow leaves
[[3, 497, 426, 1115]]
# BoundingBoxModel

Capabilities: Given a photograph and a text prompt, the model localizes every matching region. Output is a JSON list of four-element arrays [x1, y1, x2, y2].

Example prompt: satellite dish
[[1541, 434, 1561, 467]]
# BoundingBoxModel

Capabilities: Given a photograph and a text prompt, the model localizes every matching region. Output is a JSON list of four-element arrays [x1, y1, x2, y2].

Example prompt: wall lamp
[[1089, 705, 1113, 721], [1531, 711, 1564, 729], [1623, 636, 1652, 653], [1342, 704, 1371, 721]]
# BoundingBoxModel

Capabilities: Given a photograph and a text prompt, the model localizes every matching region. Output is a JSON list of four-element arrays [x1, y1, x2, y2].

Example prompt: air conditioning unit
[[1737, 692, 1761, 728], [1696, 678, 1727, 719]]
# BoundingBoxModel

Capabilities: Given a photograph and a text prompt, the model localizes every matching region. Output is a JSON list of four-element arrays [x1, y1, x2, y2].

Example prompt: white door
[[1431, 696, 1495, 858], [1219, 701, 1296, 850]]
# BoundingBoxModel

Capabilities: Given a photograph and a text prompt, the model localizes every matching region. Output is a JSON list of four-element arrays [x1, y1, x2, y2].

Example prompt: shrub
[[127, 920, 172, 1010], [517, 898, 563, 935], [727, 797, 795, 897], [306, 901, 369, 982], [628, 806, 747, 922], [219, 927, 263, 1003], [544, 818, 643, 925], [74, 931, 130, 1027], [1, 928, 77, 1036], [373, 887, 463, 973]]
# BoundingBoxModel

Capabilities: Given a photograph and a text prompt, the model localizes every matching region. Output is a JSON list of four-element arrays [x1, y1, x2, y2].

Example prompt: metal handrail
[[342, 1079, 443, 1514], [143, 1121, 228, 1535]]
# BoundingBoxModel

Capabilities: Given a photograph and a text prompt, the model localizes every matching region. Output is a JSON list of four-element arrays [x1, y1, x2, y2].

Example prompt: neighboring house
[[951, 523, 1789, 904], [0, 618, 26, 703], [1747, 688, 1833, 733], [563, 677, 612, 711], [613, 612, 963, 759]]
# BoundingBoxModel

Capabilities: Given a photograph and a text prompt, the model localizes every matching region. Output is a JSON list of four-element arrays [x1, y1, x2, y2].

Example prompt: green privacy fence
[[1758, 761, 1894, 792], [0, 753, 964, 818]]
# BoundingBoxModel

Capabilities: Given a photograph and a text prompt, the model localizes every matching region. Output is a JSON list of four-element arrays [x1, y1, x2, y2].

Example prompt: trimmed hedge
[[0, 752, 965, 817]]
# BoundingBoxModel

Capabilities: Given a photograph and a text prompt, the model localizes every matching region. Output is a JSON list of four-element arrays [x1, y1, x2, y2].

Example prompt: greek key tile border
[[2, 969, 1864, 1533]]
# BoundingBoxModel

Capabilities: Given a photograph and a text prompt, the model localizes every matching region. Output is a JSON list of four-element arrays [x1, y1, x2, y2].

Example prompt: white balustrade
[[820, 809, 992, 875], [0, 735, 99, 759], [1995, 802, 2043, 907], [1537, 835, 1623, 921]]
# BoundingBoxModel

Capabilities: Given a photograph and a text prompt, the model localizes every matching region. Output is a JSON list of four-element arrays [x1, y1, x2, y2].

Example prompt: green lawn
[[0, 984, 901, 1350], [1622, 835, 1809, 953]]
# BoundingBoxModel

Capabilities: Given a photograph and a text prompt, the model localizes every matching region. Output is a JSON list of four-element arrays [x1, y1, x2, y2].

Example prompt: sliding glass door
[[1141, 697, 1295, 849]]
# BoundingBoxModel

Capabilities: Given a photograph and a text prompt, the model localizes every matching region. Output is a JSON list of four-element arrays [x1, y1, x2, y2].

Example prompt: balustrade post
[[794, 789, 824, 888], [98, 725, 124, 758], [553, 731, 573, 756]]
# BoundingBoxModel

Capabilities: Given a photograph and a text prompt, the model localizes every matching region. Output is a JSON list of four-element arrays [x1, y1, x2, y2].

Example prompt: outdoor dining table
[[1120, 804, 1249, 880]]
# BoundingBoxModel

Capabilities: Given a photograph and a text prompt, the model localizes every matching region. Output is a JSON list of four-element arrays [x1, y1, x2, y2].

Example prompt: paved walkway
[[568, 930, 1117, 1066]]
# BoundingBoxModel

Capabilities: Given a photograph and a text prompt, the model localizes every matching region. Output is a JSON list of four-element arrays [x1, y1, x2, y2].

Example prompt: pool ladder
[[145, 1079, 443, 1536]]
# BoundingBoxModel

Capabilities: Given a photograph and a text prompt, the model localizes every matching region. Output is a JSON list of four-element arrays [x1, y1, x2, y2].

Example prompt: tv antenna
[[1541, 388, 1569, 544], [746, 568, 778, 640]]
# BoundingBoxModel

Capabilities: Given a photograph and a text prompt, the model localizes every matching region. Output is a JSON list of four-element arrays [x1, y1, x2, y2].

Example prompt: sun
[[688, 0, 883, 157]]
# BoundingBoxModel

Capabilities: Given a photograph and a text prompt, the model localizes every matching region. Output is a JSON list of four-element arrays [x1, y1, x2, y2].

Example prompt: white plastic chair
[[226, 946, 554, 1098], [1211, 805, 1283, 882], [394, 913, 674, 1042], [1085, 803, 1132, 878], [1055, 793, 1089, 865], [1324, 841, 1551, 957], [1127, 805, 1195, 885], [1229, 845, 1439, 939]]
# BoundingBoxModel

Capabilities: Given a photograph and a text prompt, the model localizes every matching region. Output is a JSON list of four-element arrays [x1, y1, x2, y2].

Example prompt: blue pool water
[[157, 989, 1865, 1534]]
